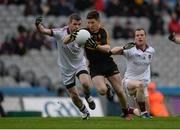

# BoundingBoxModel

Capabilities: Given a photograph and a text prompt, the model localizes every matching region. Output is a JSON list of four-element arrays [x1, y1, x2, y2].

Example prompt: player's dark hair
[[69, 13, 81, 23], [135, 28, 146, 35], [86, 10, 100, 20]]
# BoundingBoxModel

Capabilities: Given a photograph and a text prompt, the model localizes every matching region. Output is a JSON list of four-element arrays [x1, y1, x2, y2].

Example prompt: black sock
[[84, 93, 90, 99], [122, 108, 128, 115]]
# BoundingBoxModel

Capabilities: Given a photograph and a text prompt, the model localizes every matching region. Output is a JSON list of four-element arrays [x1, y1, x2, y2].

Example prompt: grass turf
[[0, 116, 179, 129]]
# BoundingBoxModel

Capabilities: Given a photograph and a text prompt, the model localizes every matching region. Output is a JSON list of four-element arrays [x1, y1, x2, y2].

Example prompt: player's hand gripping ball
[[75, 29, 91, 47]]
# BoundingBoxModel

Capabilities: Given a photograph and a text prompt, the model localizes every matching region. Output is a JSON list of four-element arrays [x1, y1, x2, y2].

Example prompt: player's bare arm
[[97, 44, 111, 52], [110, 47, 124, 55], [35, 16, 52, 36], [110, 42, 135, 55]]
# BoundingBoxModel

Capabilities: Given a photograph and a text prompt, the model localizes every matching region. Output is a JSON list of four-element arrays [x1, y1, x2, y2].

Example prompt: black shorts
[[65, 70, 89, 89], [89, 62, 119, 78]]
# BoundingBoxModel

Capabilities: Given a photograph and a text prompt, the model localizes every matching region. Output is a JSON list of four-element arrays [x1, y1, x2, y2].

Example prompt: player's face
[[135, 30, 146, 46], [69, 19, 81, 32], [87, 19, 100, 33]]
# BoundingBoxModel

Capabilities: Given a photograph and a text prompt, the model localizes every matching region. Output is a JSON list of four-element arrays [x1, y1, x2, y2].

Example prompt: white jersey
[[123, 46, 155, 83], [52, 26, 86, 80]]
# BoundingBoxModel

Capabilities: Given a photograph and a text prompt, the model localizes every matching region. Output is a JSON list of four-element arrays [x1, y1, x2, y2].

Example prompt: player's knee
[[115, 86, 124, 94], [81, 81, 89, 88], [136, 81, 144, 88], [137, 82, 144, 92], [139, 82, 144, 88], [97, 88, 107, 95]]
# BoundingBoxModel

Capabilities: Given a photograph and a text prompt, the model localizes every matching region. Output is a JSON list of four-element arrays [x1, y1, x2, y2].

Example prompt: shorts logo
[[113, 70, 119, 73]]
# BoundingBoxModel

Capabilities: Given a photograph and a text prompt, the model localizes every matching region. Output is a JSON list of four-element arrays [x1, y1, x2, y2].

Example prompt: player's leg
[[76, 70, 96, 110], [107, 73, 131, 119], [105, 83, 114, 101], [145, 96, 150, 112], [144, 86, 150, 112], [102, 62, 131, 119], [92, 76, 114, 102], [123, 79, 140, 116], [90, 66, 114, 100], [63, 73, 89, 119], [127, 80, 150, 118], [67, 86, 90, 119], [144, 86, 152, 118], [92, 75, 108, 95]]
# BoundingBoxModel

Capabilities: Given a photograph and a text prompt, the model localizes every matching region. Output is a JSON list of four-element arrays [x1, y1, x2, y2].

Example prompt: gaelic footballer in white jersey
[[35, 14, 96, 120], [110, 28, 154, 118], [52, 26, 87, 86], [123, 45, 155, 96]]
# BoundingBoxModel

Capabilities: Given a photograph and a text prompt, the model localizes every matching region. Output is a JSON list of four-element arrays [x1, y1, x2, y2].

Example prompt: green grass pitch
[[0, 117, 180, 129]]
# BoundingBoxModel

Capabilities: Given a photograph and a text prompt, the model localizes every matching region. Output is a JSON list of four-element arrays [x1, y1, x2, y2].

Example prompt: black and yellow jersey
[[85, 27, 114, 66]]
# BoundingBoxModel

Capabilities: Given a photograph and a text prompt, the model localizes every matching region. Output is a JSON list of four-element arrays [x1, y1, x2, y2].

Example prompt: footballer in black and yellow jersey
[[84, 11, 134, 120], [85, 27, 119, 77]]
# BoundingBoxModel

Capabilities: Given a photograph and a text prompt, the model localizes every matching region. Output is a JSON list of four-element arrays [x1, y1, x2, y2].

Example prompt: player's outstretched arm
[[35, 16, 52, 36], [109, 47, 124, 55], [168, 32, 180, 44], [109, 42, 135, 55], [96, 44, 110, 53]]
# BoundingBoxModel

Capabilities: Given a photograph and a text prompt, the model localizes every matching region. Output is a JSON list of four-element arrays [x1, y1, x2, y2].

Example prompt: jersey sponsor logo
[[133, 61, 150, 66]]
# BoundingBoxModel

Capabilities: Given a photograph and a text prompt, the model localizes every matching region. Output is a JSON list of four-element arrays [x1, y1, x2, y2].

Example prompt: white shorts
[[61, 64, 88, 87], [122, 78, 149, 97]]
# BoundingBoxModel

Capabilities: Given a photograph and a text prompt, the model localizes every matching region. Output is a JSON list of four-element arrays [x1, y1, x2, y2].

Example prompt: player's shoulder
[[98, 27, 109, 37], [55, 26, 68, 31], [129, 46, 137, 51], [124, 46, 136, 54], [84, 27, 107, 33], [99, 27, 107, 33], [147, 46, 155, 53], [61, 26, 69, 32]]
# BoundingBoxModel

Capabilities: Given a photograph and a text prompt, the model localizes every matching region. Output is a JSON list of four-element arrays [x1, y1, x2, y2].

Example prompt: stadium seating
[[1, 42, 179, 89]]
